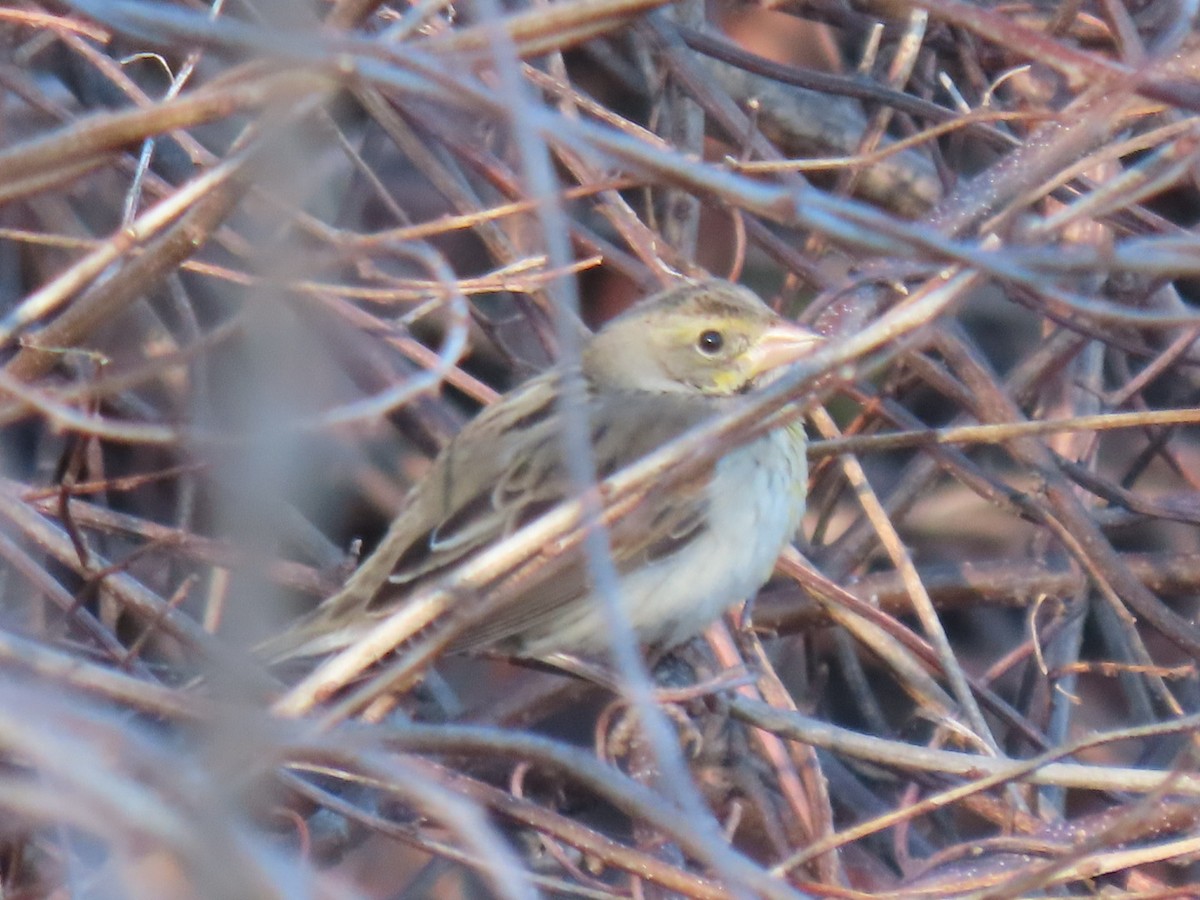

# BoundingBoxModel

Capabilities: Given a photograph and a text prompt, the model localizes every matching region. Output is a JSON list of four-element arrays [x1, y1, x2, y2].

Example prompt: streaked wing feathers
[[265, 374, 722, 660], [381, 378, 719, 652]]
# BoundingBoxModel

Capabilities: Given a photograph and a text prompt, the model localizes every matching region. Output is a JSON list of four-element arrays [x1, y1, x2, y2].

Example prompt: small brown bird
[[261, 279, 822, 662]]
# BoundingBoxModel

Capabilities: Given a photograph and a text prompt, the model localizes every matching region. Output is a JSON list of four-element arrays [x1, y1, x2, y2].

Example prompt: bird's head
[[583, 280, 823, 396]]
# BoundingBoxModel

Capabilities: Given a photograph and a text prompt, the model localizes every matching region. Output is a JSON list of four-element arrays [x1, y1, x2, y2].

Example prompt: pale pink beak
[[744, 320, 824, 381]]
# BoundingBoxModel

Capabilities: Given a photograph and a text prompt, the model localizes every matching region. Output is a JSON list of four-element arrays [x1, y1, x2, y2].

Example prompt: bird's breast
[[625, 422, 809, 649]]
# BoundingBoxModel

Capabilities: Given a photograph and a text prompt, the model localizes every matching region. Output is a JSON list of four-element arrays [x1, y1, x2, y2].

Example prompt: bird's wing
[[428, 387, 718, 653], [261, 376, 720, 661]]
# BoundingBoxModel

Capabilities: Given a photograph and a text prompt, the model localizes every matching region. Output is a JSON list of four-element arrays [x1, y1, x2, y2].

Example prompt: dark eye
[[697, 329, 724, 354]]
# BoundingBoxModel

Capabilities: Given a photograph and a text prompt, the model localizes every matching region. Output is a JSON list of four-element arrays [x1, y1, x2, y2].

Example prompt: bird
[[260, 279, 823, 664]]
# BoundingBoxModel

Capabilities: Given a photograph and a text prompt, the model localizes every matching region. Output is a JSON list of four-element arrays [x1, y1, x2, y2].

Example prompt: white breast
[[520, 424, 808, 656]]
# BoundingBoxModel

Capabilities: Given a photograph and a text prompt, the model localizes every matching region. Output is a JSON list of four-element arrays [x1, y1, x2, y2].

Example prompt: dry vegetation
[[2, 0, 1200, 897]]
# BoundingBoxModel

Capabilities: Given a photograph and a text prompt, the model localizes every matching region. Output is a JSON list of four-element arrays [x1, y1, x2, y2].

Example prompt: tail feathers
[[255, 605, 358, 665], [256, 536, 405, 664]]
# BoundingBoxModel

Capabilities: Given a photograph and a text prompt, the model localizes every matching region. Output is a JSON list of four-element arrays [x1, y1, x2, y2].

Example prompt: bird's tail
[[253, 601, 360, 664]]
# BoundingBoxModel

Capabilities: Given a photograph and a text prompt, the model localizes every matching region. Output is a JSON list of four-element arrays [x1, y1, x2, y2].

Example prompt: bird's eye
[[697, 329, 724, 354]]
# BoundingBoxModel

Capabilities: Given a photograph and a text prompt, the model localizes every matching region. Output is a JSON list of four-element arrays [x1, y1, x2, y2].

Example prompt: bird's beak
[[745, 320, 825, 381]]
